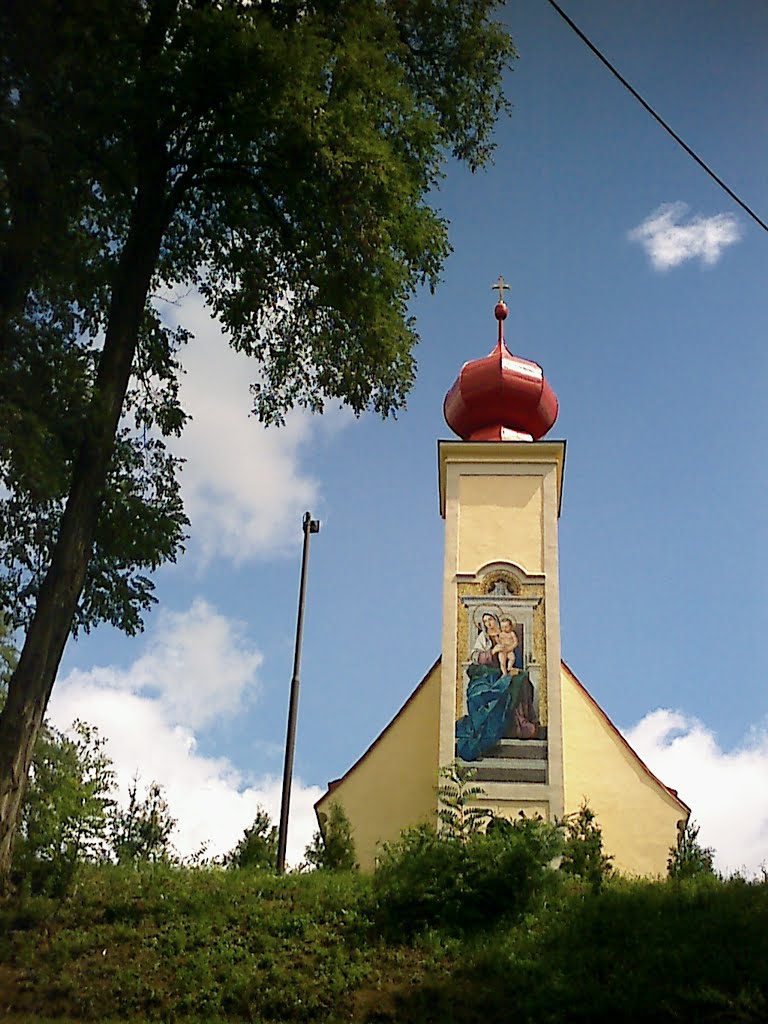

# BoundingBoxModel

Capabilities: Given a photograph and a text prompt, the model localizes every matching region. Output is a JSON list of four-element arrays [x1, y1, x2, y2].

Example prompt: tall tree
[[0, 0, 515, 890]]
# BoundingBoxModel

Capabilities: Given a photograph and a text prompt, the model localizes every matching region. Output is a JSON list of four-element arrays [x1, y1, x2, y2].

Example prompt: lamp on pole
[[276, 511, 320, 874]]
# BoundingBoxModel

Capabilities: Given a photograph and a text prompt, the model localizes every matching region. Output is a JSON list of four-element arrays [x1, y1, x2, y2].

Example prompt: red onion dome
[[443, 300, 558, 442]]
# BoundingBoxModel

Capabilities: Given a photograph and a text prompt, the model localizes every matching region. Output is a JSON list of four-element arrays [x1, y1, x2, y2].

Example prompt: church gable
[[560, 661, 688, 875], [315, 659, 441, 871]]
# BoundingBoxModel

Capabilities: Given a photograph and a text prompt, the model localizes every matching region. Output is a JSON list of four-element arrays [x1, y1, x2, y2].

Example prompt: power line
[[545, 0, 768, 234]]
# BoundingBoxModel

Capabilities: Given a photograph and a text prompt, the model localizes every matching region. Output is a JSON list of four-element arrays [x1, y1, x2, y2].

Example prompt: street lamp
[[276, 511, 320, 874]]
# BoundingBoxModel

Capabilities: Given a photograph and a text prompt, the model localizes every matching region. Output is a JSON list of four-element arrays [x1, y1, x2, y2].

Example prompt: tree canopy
[[0, 0, 516, 890], [225, 808, 279, 871], [1, 0, 515, 635]]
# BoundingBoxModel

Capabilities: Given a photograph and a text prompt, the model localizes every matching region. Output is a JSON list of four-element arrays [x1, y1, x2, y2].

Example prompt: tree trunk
[[0, 175, 168, 894]]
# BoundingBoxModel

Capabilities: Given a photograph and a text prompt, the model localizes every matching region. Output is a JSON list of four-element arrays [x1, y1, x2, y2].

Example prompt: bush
[[12, 720, 115, 897], [487, 810, 564, 864], [304, 802, 357, 871], [225, 807, 278, 871], [110, 778, 177, 864], [437, 761, 491, 839], [373, 817, 562, 938], [668, 820, 716, 879], [560, 801, 613, 891]]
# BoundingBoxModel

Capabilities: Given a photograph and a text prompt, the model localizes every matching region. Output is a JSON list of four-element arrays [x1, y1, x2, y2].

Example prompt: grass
[[1, 865, 378, 1022], [1, 865, 767, 1022], [380, 875, 768, 1024]]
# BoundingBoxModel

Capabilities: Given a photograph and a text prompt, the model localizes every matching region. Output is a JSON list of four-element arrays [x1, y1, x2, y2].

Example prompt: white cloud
[[167, 294, 349, 566], [624, 709, 768, 875], [628, 202, 742, 270], [48, 600, 322, 866], [62, 598, 262, 730]]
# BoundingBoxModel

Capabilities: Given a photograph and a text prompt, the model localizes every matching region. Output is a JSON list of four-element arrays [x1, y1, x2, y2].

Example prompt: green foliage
[[437, 761, 491, 840], [559, 800, 613, 891], [12, 721, 115, 897], [0, 0, 516, 639], [0, 614, 17, 683], [224, 807, 278, 871], [110, 778, 177, 865], [668, 819, 717, 880], [304, 802, 358, 872], [385, 874, 768, 1024], [0, 864, 375, 1022], [486, 810, 564, 864], [373, 817, 559, 938], [0, 0, 516, 888], [372, 763, 562, 938], [0, 374, 189, 639], [1, 865, 768, 1023]]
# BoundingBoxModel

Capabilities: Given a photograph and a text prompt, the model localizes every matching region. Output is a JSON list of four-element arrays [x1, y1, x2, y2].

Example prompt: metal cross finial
[[491, 275, 510, 303]]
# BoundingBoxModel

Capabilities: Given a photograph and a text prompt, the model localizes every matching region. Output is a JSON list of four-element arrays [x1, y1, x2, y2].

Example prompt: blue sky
[[49, 0, 768, 871]]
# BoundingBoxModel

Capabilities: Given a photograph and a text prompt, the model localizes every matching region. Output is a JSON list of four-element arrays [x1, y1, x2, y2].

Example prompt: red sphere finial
[[494, 301, 508, 321]]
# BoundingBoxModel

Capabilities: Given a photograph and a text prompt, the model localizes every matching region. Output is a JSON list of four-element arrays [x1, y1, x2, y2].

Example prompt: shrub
[[304, 802, 357, 871], [373, 817, 561, 938], [486, 810, 564, 864], [668, 819, 716, 880], [110, 778, 177, 864], [225, 807, 278, 871], [437, 761, 491, 840], [12, 720, 115, 897], [559, 801, 613, 891]]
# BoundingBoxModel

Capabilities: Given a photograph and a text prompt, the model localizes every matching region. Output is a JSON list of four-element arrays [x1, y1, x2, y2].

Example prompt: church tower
[[439, 285, 565, 821], [315, 283, 688, 873]]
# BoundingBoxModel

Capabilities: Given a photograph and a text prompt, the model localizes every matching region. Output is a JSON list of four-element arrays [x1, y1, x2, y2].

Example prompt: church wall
[[457, 474, 543, 575], [560, 663, 687, 876], [315, 660, 441, 871]]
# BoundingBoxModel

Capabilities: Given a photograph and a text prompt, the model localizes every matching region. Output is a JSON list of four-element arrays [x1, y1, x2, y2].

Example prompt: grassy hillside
[[1, 864, 767, 1023]]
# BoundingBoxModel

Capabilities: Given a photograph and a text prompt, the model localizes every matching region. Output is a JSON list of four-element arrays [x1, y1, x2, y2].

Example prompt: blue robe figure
[[455, 664, 537, 761]]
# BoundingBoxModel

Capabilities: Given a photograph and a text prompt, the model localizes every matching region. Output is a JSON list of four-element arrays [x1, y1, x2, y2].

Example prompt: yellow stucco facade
[[315, 659, 441, 871], [315, 439, 688, 876], [561, 661, 687, 875], [457, 474, 544, 574]]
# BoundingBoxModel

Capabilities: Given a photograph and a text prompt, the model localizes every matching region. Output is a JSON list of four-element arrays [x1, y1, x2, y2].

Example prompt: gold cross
[[491, 275, 510, 303]]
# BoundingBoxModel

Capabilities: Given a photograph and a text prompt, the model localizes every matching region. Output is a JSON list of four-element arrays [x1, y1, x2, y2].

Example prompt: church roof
[[443, 295, 559, 442]]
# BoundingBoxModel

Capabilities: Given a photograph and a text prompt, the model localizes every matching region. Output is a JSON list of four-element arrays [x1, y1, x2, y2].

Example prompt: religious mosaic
[[454, 574, 546, 768]]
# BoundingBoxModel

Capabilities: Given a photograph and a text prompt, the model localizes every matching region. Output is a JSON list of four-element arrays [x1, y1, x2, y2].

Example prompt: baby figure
[[492, 618, 520, 675]]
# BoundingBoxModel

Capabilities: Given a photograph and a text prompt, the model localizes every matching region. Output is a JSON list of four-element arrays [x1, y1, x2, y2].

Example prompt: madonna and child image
[[455, 606, 539, 761]]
